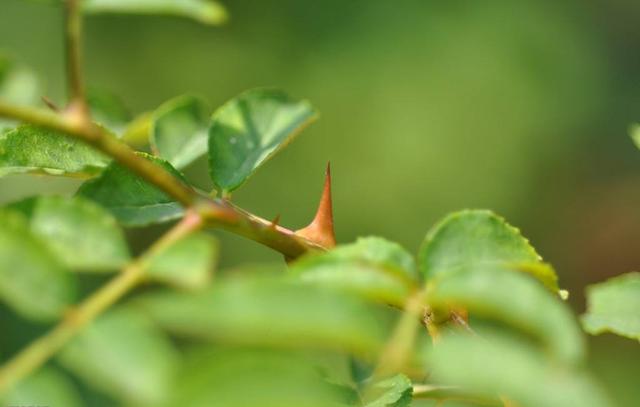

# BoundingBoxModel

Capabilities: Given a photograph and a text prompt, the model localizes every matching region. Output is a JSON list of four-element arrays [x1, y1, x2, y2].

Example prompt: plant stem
[[64, 0, 89, 118], [0, 211, 203, 395]]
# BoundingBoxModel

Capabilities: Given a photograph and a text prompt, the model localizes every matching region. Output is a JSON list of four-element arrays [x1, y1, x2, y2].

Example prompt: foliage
[[0, 1, 637, 406]]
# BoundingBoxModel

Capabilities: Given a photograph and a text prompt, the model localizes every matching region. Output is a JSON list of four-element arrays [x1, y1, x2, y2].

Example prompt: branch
[[0, 211, 204, 395], [64, 0, 89, 118]]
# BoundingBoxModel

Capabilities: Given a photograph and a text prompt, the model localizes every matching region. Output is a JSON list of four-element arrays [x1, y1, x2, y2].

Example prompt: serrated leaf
[[151, 95, 209, 169], [83, 0, 228, 25], [426, 330, 613, 407], [59, 307, 178, 406], [364, 374, 413, 407], [419, 210, 559, 293], [2, 367, 82, 407], [135, 274, 389, 357], [291, 237, 418, 307], [87, 88, 132, 135], [77, 152, 186, 226], [0, 125, 109, 177], [8, 196, 130, 271], [148, 232, 218, 289], [208, 89, 317, 193], [581, 272, 640, 341], [0, 210, 74, 321], [428, 267, 584, 364], [169, 347, 345, 407]]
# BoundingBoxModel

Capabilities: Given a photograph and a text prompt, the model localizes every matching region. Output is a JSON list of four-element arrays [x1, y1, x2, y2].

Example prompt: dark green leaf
[[0, 210, 74, 321], [0, 125, 108, 177], [151, 95, 209, 169], [9, 196, 130, 271], [2, 367, 82, 407], [426, 330, 613, 407], [291, 237, 418, 307], [77, 152, 186, 226], [83, 0, 228, 25], [208, 89, 317, 193], [59, 307, 179, 405], [87, 88, 132, 135], [581, 272, 640, 341], [364, 374, 413, 407], [428, 267, 584, 364], [148, 232, 218, 289], [135, 274, 389, 357]]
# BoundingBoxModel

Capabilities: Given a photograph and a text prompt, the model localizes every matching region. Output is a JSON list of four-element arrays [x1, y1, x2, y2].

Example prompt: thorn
[[296, 162, 336, 248], [41, 96, 60, 112], [269, 214, 281, 230]]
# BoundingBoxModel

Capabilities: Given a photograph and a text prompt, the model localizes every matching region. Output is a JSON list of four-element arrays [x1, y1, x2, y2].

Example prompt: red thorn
[[269, 214, 281, 230], [296, 162, 336, 248]]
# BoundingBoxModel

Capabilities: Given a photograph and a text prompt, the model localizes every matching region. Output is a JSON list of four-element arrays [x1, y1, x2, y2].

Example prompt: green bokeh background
[[1, 0, 640, 405]]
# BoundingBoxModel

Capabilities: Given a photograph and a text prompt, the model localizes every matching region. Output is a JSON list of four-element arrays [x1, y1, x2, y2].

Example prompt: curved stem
[[0, 211, 203, 395]]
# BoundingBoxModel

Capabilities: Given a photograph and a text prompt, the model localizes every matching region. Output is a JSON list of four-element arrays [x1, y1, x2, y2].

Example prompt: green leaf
[[169, 347, 345, 407], [151, 95, 209, 169], [364, 374, 413, 407], [2, 367, 82, 407], [87, 88, 132, 135], [59, 307, 179, 406], [428, 267, 585, 364], [419, 210, 559, 292], [630, 123, 640, 151], [148, 232, 218, 289], [0, 125, 109, 177], [8, 196, 130, 271], [208, 89, 318, 193], [581, 272, 640, 341], [83, 0, 228, 25], [77, 152, 186, 226], [0, 210, 74, 321], [291, 237, 418, 307], [135, 274, 389, 357], [426, 330, 613, 407]]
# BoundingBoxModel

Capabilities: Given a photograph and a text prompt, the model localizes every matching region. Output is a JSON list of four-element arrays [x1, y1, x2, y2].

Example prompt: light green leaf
[[364, 374, 413, 407], [77, 152, 186, 226], [0, 55, 40, 132], [208, 88, 318, 193], [0, 210, 74, 321], [122, 111, 153, 147], [59, 307, 179, 406], [0, 125, 109, 177], [291, 237, 418, 307], [8, 196, 130, 271], [83, 0, 228, 25], [419, 210, 559, 292], [426, 331, 613, 407], [169, 348, 345, 407], [151, 95, 209, 169], [87, 88, 132, 135], [428, 267, 584, 364], [581, 272, 640, 341], [135, 274, 389, 357], [148, 232, 218, 289], [630, 123, 640, 150], [2, 367, 82, 407]]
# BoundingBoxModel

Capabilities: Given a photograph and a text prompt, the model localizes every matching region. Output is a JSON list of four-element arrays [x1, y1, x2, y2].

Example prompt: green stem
[[64, 0, 89, 118], [0, 211, 204, 395]]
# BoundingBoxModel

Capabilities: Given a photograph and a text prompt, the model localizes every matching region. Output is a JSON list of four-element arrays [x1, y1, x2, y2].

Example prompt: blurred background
[[1, 0, 640, 405]]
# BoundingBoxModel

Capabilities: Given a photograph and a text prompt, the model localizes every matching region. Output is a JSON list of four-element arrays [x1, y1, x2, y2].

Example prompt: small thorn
[[296, 162, 336, 248], [41, 96, 60, 112], [269, 214, 281, 230]]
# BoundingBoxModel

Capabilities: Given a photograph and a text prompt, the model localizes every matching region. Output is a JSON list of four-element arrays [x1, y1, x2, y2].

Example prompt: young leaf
[[425, 331, 613, 407], [87, 88, 132, 135], [83, 0, 228, 25], [134, 274, 389, 357], [208, 89, 318, 194], [2, 367, 82, 407], [77, 152, 186, 226], [581, 272, 640, 341], [147, 232, 218, 289], [630, 123, 640, 151], [170, 347, 346, 407], [59, 307, 179, 406], [428, 267, 585, 364], [0, 210, 74, 321], [8, 196, 130, 272], [0, 125, 109, 177], [151, 95, 210, 169], [290, 237, 418, 307], [419, 210, 559, 292], [0, 55, 39, 132], [364, 374, 413, 407]]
